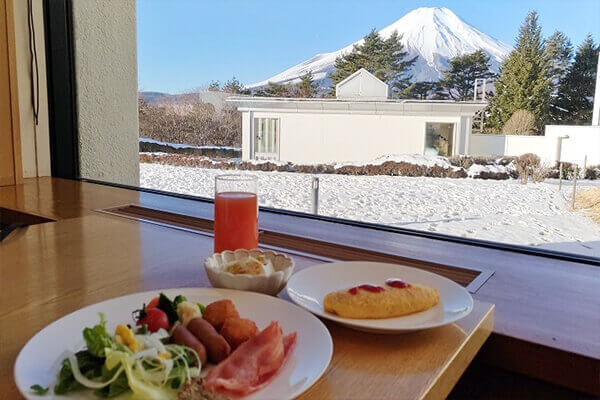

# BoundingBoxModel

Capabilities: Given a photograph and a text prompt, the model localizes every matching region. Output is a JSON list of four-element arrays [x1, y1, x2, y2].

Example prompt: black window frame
[[44, 0, 79, 179], [43, 2, 600, 267]]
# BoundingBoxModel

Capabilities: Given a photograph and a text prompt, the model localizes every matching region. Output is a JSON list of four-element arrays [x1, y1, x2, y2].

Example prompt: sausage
[[171, 324, 207, 365], [187, 317, 231, 363]]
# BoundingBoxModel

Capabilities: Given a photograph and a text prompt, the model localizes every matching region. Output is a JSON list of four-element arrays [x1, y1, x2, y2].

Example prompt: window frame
[[43, 0, 79, 179], [44, 3, 600, 267]]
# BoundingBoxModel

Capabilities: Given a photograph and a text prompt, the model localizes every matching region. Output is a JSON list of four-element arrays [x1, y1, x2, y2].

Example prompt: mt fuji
[[248, 7, 512, 90]]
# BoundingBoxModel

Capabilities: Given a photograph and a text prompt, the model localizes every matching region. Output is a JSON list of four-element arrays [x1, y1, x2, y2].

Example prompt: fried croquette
[[203, 299, 240, 331], [220, 317, 258, 349]]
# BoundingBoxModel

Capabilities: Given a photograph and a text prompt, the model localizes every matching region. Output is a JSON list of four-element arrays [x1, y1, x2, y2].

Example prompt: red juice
[[214, 191, 258, 253]]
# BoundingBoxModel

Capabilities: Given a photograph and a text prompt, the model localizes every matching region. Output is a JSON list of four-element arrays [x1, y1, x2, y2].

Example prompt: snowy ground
[[140, 163, 600, 257]]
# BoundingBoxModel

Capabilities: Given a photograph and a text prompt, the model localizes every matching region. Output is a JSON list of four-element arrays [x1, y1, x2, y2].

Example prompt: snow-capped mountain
[[248, 7, 512, 90]]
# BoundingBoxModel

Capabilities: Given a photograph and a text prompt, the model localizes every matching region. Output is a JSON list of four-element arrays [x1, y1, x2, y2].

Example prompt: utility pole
[[592, 52, 600, 126], [311, 177, 319, 215], [572, 166, 578, 210], [558, 163, 563, 191]]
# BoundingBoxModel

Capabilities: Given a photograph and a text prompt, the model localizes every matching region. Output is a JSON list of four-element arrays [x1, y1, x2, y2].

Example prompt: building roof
[[226, 96, 486, 116], [335, 68, 389, 100]]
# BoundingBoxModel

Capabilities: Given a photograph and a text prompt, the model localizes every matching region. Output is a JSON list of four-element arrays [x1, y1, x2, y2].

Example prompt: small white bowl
[[205, 249, 294, 296]]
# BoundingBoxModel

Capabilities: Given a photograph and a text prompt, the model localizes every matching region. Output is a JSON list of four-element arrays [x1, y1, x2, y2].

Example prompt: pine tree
[[256, 82, 294, 97], [486, 11, 551, 133], [554, 34, 599, 124], [545, 31, 573, 85], [438, 50, 495, 101], [296, 71, 317, 98], [222, 76, 249, 94], [405, 81, 437, 99], [208, 80, 220, 91], [546, 31, 574, 122], [328, 30, 416, 97]]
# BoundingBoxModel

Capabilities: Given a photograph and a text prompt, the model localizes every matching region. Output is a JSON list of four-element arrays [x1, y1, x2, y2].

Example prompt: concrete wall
[[545, 125, 600, 166], [243, 111, 463, 164], [457, 116, 472, 154], [469, 127, 600, 167], [72, 0, 139, 185]]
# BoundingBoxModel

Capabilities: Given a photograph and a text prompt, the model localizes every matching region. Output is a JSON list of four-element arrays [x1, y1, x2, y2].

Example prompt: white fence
[[468, 125, 600, 167]]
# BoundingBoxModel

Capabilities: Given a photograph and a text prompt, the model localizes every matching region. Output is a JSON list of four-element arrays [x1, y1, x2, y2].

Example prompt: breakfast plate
[[15, 288, 333, 399], [286, 261, 473, 334]]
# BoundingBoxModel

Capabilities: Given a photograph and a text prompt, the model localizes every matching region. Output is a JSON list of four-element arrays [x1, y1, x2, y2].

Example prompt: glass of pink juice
[[214, 174, 258, 253]]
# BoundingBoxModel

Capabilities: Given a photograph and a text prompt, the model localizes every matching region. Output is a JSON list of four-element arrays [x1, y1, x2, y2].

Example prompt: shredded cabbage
[[102, 344, 200, 399], [61, 313, 200, 399]]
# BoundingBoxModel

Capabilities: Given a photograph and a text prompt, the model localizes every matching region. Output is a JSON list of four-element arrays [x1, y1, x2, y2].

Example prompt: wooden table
[[0, 211, 493, 399]]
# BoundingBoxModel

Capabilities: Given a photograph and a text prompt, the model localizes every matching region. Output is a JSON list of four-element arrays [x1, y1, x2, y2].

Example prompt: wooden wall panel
[[0, 0, 21, 186]]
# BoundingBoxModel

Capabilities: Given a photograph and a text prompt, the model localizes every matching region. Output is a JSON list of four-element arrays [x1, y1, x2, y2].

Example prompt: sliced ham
[[204, 321, 297, 396]]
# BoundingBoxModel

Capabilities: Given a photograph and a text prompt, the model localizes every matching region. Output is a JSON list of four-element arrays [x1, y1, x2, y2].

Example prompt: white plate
[[286, 261, 473, 334], [15, 288, 333, 400]]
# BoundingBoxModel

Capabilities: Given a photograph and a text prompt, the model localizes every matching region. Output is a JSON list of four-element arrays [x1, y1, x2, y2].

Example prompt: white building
[[227, 69, 485, 163]]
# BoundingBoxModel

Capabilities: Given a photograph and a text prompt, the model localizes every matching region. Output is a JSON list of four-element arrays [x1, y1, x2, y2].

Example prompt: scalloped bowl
[[204, 249, 294, 296]]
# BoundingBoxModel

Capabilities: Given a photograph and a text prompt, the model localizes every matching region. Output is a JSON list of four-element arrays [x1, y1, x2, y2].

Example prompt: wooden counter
[[1, 177, 599, 396], [1, 211, 493, 399]]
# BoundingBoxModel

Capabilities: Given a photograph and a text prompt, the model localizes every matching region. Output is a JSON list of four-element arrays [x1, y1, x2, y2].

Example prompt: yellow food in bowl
[[224, 256, 267, 275]]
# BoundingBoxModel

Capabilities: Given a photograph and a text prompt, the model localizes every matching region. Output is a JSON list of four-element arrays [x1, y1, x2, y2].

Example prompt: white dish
[[205, 249, 294, 296], [15, 288, 332, 400], [286, 261, 473, 334]]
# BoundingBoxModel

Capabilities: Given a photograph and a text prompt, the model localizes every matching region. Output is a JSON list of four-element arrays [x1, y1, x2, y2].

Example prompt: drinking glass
[[214, 174, 258, 253]]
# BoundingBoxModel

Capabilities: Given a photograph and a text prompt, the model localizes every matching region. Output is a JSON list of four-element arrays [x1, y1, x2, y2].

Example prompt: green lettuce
[[95, 365, 130, 398], [83, 313, 113, 357], [54, 351, 104, 394]]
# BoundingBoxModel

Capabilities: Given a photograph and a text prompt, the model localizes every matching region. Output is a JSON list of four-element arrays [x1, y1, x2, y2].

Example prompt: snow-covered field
[[140, 163, 600, 257]]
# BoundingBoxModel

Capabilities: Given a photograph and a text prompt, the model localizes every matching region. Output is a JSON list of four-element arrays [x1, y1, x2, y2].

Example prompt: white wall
[[241, 111, 251, 160], [468, 134, 506, 156], [245, 111, 462, 164], [545, 125, 600, 166], [336, 69, 388, 99], [457, 116, 472, 154], [469, 127, 600, 167], [72, 0, 139, 186]]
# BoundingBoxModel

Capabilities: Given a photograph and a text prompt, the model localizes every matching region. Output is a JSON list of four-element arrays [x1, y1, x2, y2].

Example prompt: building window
[[425, 123, 455, 157], [253, 118, 279, 160]]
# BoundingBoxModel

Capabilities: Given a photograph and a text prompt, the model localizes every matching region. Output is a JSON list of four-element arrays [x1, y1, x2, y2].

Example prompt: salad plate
[[286, 261, 473, 334], [15, 288, 333, 399]]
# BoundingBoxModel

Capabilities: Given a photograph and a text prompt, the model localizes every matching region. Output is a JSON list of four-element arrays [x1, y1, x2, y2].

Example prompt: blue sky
[[137, 0, 600, 94]]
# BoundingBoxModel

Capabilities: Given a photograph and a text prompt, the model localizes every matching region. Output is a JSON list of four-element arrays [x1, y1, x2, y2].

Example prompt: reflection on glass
[[425, 123, 454, 156]]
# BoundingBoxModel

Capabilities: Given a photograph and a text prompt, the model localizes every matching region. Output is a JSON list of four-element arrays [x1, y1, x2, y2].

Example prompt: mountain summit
[[248, 7, 512, 90]]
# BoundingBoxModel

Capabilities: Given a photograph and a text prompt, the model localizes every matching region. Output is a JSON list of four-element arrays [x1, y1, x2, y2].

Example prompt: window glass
[[425, 123, 454, 157], [253, 118, 279, 158], [118, 1, 600, 260]]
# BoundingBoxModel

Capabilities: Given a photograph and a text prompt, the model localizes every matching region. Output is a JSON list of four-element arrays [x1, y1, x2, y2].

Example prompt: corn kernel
[[115, 325, 140, 352]]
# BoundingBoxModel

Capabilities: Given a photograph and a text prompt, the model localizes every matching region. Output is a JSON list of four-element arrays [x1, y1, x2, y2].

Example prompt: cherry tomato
[[136, 308, 169, 332], [146, 296, 160, 309]]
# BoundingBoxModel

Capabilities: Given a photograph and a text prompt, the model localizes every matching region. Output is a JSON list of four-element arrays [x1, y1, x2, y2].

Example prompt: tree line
[[247, 10, 598, 134]]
